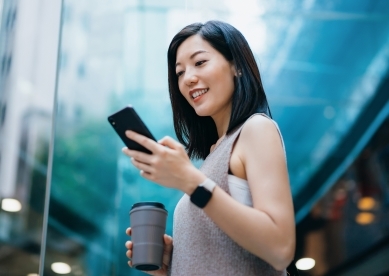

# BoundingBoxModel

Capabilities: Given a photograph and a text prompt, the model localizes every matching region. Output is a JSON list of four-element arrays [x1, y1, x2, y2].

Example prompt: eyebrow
[[175, 50, 208, 67]]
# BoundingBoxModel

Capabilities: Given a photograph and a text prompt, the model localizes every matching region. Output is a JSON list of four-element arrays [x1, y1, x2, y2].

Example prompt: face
[[175, 35, 236, 119]]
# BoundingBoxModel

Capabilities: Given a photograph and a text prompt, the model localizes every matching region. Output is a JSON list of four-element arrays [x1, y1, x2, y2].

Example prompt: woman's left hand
[[122, 130, 205, 194]]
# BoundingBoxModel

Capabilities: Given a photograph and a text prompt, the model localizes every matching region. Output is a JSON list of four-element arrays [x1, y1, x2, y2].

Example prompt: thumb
[[158, 136, 181, 150]]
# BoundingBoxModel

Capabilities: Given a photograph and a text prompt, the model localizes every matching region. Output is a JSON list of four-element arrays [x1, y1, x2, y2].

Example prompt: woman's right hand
[[125, 227, 173, 276]]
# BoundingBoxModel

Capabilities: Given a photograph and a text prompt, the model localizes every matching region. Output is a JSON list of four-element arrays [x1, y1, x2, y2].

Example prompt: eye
[[176, 71, 184, 77], [195, 60, 207, 66]]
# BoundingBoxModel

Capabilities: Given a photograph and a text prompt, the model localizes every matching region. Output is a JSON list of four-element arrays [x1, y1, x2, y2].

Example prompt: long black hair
[[167, 20, 271, 160]]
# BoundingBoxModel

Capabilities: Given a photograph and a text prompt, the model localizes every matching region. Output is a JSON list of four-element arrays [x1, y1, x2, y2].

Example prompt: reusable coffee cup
[[130, 202, 168, 271]]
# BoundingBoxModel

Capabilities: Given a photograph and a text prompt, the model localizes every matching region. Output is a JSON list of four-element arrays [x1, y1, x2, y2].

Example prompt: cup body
[[130, 202, 167, 271]]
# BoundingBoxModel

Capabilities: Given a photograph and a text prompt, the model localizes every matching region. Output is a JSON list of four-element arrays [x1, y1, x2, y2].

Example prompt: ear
[[231, 64, 241, 77]]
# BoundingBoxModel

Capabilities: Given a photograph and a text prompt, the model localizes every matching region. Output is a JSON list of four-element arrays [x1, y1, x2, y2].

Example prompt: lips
[[190, 88, 209, 99]]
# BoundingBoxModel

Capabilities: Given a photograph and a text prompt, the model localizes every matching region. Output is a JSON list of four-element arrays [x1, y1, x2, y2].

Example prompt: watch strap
[[200, 178, 216, 192]]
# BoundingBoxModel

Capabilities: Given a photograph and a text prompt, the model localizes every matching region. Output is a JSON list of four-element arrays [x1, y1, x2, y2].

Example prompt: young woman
[[124, 20, 295, 275]]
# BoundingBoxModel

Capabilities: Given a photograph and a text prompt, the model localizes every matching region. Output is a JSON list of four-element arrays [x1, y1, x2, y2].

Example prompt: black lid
[[131, 202, 166, 211]]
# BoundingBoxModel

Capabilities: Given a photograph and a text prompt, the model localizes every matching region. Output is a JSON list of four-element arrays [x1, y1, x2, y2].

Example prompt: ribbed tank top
[[170, 114, 286, 275]]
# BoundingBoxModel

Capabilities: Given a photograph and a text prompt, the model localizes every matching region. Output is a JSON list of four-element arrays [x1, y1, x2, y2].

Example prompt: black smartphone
[[107, 105, 156, 154]]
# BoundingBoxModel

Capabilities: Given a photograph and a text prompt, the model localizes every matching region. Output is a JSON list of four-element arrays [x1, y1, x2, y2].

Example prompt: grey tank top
[[170, 114, 286, 276]]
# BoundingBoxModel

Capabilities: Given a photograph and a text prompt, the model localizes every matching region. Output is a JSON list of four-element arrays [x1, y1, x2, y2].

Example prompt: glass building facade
[[0, 0, 389, 275]]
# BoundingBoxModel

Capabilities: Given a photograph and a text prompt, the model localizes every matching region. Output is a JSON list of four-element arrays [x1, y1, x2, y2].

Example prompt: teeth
[[192, 89, 208, 99]]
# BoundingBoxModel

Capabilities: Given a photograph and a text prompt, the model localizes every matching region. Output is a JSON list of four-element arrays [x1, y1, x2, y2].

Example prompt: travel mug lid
[[131, 202, 166, 211]]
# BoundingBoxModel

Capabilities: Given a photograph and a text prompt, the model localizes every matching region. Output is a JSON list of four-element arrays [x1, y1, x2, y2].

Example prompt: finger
[[127, 260, 132, 267], [158, 136, 183, 150], [162, 235, 173, 266], [125, 131, 160, 153], [125, 241, 132, 249], [126, 249, 132, 259], [131, 158, 154, 174], [122, 148, 153, 164], [163, 236, 173, 254], [126, 227, 132, 236], [163, 234, 173, 246], [139, 170, 154, 181]]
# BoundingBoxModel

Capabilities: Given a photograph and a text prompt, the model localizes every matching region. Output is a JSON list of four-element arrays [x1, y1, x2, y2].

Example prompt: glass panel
[[0, 0, 61, 275], [296, 112, 389, 276]]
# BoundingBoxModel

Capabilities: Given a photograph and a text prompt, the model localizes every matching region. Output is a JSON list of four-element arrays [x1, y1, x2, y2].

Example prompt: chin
[[194, 108, 211, 117]]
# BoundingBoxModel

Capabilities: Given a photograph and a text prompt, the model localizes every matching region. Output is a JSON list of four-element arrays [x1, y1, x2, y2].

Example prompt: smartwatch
[[190, 178, 216, 208]]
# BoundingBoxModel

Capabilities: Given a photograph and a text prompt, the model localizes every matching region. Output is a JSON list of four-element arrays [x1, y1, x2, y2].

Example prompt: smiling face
[[175, 35, 237, 121]]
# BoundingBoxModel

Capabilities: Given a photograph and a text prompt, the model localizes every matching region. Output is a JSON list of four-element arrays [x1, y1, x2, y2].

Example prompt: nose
[[184, 70, 198, 87]]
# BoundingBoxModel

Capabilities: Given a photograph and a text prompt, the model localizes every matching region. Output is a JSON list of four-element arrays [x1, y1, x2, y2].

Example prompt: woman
[[124, 20, 295, 275]]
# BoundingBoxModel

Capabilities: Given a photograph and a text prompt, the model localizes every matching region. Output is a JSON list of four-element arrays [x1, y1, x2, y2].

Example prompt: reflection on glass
[[51, 262, 72, 274], [357, 197, 376, 211], [1, 198, 22, 212], [355, 212, 375, 225], [296, 116, 389, 275], [0, 0, 61, 275], [296, 257, 316, 271]]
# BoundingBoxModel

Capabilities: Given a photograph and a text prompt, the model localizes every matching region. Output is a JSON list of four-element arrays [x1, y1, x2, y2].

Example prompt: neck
[[212, 107, 231, 139]]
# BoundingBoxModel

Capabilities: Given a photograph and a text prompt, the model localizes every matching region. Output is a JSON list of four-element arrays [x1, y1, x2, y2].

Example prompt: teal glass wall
[[45, 1, 190, 275]]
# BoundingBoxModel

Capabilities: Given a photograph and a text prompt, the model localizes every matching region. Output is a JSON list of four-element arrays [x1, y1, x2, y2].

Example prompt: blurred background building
[[0, 0, 388, 275]]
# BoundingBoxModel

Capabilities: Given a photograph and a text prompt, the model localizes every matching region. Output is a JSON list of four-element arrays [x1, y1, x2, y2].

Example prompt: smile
[[191, 89, 209, 99]]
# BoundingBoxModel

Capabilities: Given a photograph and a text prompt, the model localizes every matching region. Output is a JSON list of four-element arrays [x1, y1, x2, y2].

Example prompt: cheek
[[216, 72, 235, 95]]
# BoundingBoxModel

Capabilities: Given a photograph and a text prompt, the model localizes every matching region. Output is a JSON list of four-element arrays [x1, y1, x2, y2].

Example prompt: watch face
[[190, 186, 212, 208]]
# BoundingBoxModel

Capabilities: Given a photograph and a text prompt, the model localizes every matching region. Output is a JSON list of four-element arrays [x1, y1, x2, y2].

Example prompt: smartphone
[[107, 105, 156, 154]]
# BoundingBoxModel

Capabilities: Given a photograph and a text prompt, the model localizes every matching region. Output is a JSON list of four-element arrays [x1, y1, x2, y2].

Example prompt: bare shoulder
[[240, 115, 280, 142]]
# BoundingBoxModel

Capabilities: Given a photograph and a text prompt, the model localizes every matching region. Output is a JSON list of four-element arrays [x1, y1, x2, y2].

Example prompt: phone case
[[107, 105, 156, 154]]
